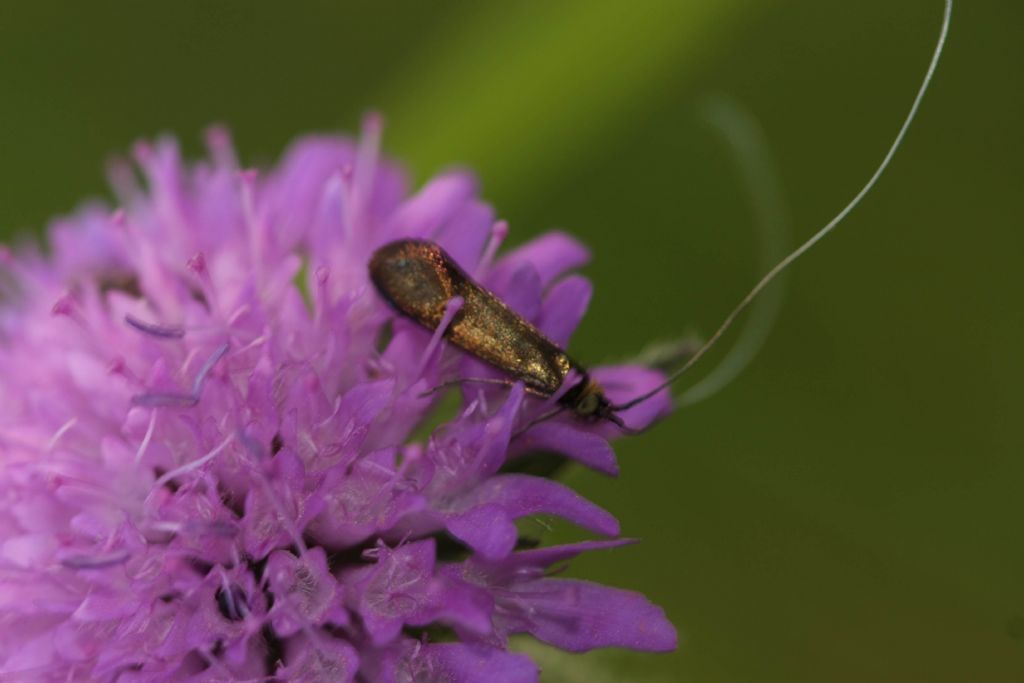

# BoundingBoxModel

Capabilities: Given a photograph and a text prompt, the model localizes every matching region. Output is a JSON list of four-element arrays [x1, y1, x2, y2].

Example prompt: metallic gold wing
[[369, 239, 572, 395]]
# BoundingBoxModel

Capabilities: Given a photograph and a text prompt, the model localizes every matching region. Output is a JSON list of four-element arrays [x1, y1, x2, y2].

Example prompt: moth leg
[[418, 377, 517, 398], [605, 412, 640, 435], [419, 377, 552, 401], [511, 405, 568, 438]]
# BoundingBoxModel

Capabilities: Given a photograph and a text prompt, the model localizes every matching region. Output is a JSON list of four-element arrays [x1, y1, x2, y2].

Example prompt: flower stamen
[[124, 313, 186, 339], [134, 410, 157, 464], [59, 549, 130, 570], [413, 295, 463, 382], [148, 433, 234, 497], [46, 417, 78, 452], [131, 392, 199, 408], [476, 219, 509, 277], [191, 342, 229, 397]]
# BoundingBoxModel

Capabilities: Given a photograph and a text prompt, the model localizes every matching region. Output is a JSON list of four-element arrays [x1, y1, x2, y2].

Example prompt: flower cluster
[[0, 116, 675, 682]]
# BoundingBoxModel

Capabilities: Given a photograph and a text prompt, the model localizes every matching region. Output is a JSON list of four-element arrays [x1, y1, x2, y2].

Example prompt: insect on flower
[[0, 5, 953, 682], [370, 238, 628, 426], [370, 0, 952, 433]]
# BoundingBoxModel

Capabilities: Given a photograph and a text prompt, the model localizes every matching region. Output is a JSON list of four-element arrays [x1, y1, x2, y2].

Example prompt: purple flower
[[0, 116, 675, 682]]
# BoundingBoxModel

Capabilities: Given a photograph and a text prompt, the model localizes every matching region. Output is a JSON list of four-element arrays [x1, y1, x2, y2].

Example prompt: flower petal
[[383, 171, 477, 242], [307, 447, 426, 549], [355, 539, 437, 645], [491, 261, 542, 321], [591, 364, 672, 434], [464, 474, 619, 538], [537, 274, 592, 347], [488, 231, 590, 289], [512, 420, 619, 475], [513, 578, 677, 653], [280, 632, 360, 683], [267, 547, 341, 637], [446, 503, 519, 560], [373, 640, 538, 683], [416, 642, 539, 683], [432, 199, 494, 273]]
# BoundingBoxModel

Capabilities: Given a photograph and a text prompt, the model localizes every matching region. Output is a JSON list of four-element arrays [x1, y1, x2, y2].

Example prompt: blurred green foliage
[[2, 1, 1022, 680]]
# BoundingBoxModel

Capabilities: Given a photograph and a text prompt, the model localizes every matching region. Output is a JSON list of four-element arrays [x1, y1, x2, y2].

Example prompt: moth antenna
[[606, 412, 640, 435], [613, 0, 952, 413]]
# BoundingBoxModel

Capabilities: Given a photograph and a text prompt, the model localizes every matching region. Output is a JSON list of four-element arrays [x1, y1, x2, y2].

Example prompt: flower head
[[0, 116, 674, 682]]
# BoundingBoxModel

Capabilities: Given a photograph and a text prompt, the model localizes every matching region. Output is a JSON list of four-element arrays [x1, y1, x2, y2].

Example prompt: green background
[[1, 1, 1020, 680]]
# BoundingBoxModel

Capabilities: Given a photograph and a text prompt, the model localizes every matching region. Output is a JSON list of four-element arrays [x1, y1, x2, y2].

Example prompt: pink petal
[[516, 578, 677, 653]]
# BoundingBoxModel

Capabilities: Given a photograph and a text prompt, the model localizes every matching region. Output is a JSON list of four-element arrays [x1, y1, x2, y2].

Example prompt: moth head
[[571, 380, 613, 421]]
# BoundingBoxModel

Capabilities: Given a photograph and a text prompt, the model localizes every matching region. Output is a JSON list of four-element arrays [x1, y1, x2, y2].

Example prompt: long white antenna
[[615, 0, 953, 413]]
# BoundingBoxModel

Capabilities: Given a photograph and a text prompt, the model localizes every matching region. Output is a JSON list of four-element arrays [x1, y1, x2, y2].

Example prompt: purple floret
[[0, 115, 674, 682]]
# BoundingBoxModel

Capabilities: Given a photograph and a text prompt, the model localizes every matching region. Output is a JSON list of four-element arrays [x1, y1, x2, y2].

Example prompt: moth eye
[[578, 393, 600, 416]]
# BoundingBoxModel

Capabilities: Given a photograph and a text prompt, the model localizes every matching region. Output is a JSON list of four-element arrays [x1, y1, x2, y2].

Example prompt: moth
[[369, 238, 631, 428], [369, 0, 950, 431]]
